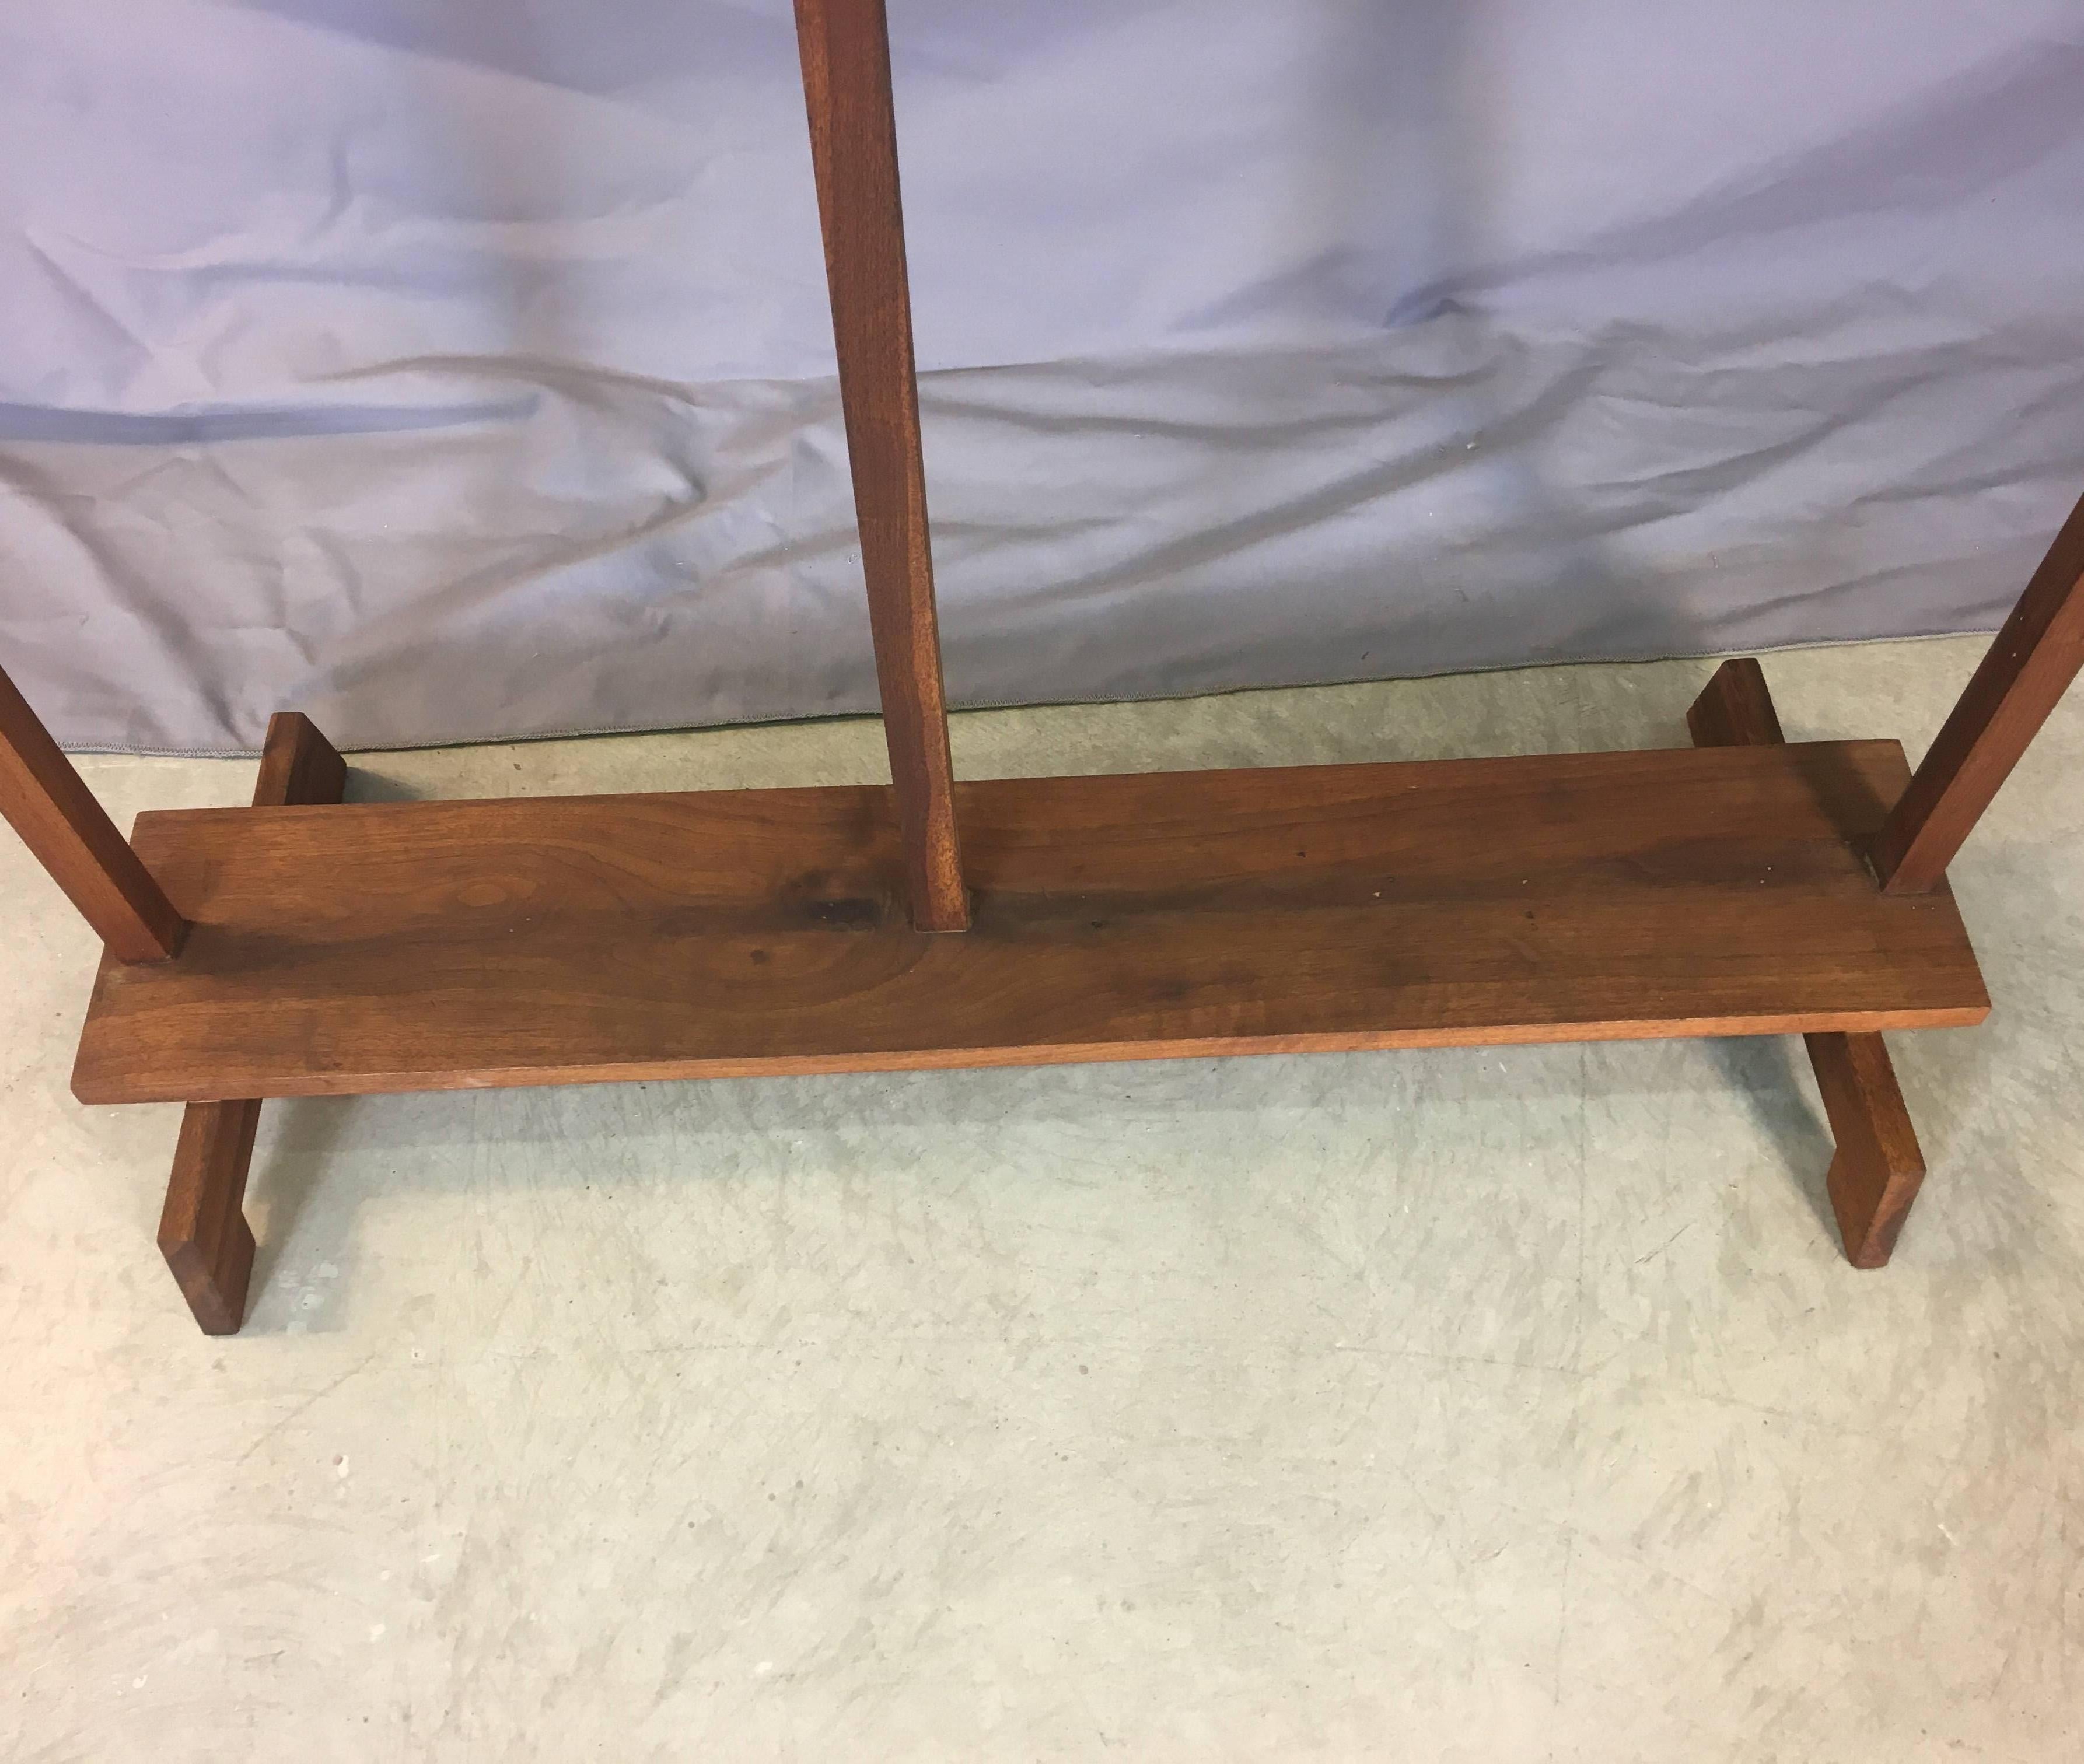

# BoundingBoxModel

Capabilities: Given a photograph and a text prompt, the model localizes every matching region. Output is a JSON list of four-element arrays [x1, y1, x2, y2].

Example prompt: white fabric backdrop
[[4, 0, 2083, 752]]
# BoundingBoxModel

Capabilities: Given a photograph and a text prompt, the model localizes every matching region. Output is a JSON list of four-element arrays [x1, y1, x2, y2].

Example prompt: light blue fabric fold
[[3, 1, 2080, 752]]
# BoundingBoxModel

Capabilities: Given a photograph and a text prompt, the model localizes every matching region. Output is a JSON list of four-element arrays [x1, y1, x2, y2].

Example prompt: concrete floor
[[4, 638, 2080, 1762]]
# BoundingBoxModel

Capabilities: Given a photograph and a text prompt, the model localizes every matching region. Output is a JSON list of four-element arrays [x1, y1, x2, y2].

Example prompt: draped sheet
[[4, 0, 2082, 752]]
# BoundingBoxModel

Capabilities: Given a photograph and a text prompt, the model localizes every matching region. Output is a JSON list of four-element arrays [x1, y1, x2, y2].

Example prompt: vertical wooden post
[[1872, 489, 2084, 893], [0, 662, 186, 961], [794, 0, 970, 932], [1690, 659, 1930, 1266]]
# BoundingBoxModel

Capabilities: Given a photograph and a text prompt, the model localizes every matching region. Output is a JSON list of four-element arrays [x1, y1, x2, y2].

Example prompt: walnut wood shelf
[[74, 741, 1987, 1107], [4, 0, 2080, 1329]]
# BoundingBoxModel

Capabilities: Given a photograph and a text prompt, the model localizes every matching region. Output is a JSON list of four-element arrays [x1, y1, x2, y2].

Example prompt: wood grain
[[793, 0, 967, 932], [1873, 487, 2084, 892], [0, 661, 187, 961], [72, 744, 1989, 1105], [159, 712, 349, 1333], [1688, 658, 1931, 1267]]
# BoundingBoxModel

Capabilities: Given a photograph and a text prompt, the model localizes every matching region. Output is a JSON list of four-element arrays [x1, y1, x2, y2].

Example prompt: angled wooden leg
[[251, 708, 348, 809], [160, 1097, 263, 1335], [1688, 659, 1928, 1266], [0, 663, 186, 960], [1802, 1031, 1926, 1269], [159, 713, 345, 1334], [1686, 656, 1786, 748], [794, 0, 968, 932], [1873, 488, 2084, 892]]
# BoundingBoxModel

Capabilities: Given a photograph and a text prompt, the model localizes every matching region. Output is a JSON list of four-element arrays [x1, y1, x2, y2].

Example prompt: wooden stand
[[5, 0, 2082, 1331]]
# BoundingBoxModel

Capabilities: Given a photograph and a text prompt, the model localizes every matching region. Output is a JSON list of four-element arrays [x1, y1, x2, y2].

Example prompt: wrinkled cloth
[[2, 0, 2082, 754]]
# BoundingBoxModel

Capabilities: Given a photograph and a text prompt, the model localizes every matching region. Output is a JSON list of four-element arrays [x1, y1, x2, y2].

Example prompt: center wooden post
[[794, 0, 970, 932]]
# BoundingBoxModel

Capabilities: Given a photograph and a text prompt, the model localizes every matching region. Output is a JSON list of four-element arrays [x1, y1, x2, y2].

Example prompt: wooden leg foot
[[1688, 658, 1933, 1266], [156, 711, 347, 1334], [160, 1097, 261, 1334], [1805, 1031, 1926, 1268]]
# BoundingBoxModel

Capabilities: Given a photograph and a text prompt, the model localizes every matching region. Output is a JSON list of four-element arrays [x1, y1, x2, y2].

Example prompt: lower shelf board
[[72, 742, 1990, 1105]]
